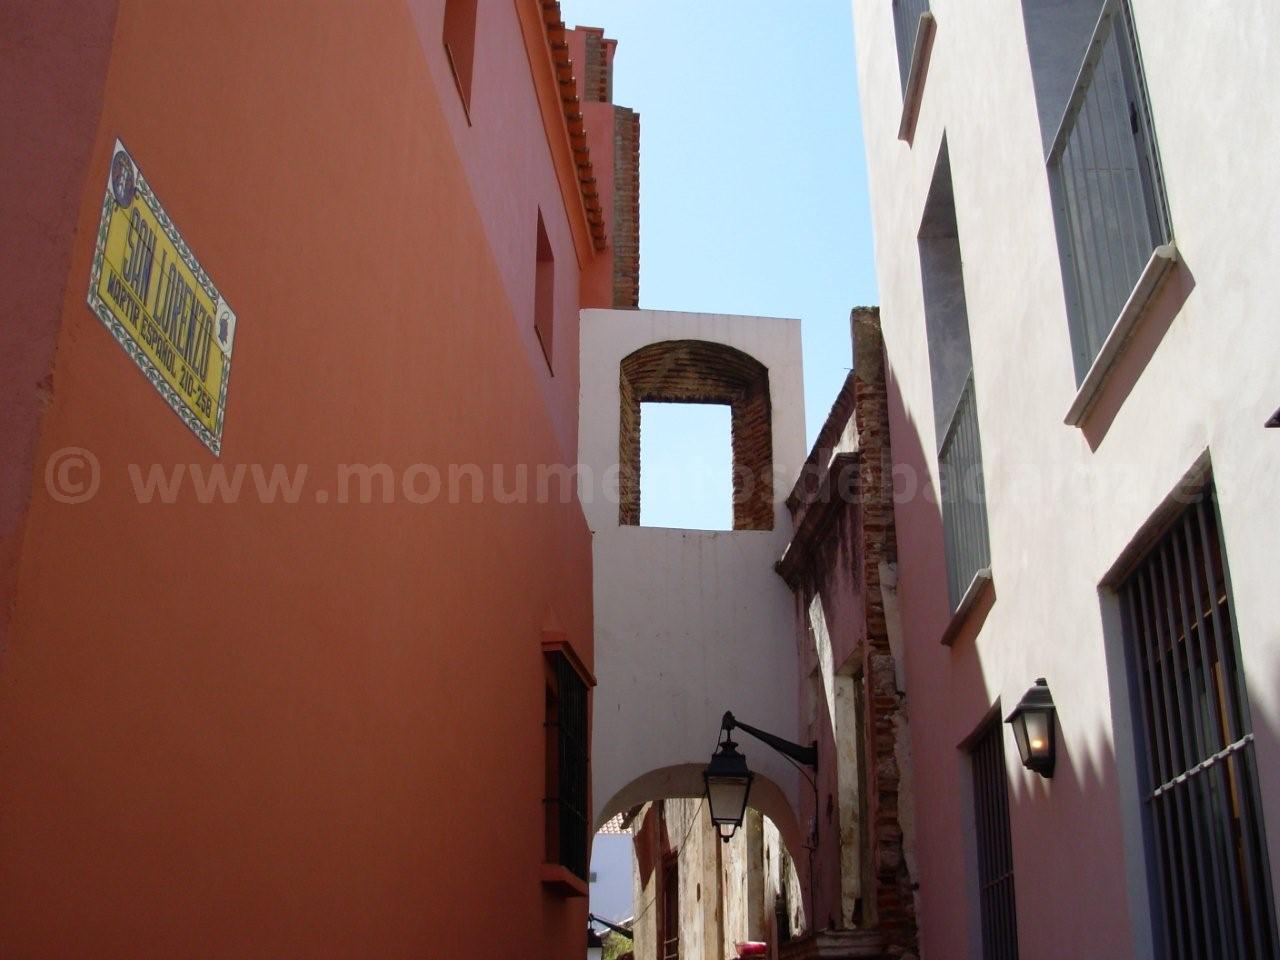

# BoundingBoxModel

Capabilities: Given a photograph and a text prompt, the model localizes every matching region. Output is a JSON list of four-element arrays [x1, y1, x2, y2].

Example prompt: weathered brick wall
[[581, 27, 611, 103], [612, 107, 640, 308], [779, 308, 918, 959], [618, 340, 773, 530], [851, 307, 917, 958]]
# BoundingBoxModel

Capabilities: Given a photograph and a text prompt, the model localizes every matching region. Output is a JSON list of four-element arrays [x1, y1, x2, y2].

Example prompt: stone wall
[[629, 800, 801, 960]]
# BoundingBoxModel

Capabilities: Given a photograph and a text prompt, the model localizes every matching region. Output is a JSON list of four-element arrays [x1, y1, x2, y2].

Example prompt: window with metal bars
[[1044, 0, 1172, 383], [971, 719, 1019, 960], [892, 0, 931, 94], [919, 141, 992, 612], [544, 651, 589, 881], [1119, 488, 1279, 959]]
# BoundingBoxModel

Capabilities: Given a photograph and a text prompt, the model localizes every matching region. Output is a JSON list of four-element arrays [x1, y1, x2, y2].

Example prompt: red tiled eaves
[[540, 1, 608, 251]]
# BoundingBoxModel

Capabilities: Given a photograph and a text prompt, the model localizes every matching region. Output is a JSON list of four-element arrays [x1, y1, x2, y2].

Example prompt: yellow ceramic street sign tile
[[87, 140, 237, 455]]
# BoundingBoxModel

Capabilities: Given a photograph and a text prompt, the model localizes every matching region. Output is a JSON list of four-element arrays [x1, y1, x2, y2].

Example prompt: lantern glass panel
[[1010, 717, 1029, 765], [706, 775, 751, 827], [1024, 710, 1051, 761]]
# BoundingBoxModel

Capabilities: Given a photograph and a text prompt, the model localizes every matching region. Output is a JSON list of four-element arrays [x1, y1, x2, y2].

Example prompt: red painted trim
[[541, 629, 595, 687]]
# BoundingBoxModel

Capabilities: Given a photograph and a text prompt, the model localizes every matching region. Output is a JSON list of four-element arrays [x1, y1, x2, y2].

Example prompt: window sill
[[897, 12, 936, 143], [940, 567, 993, 647], [541, 863, 589, 898], [1064, 243, 1179, 427]]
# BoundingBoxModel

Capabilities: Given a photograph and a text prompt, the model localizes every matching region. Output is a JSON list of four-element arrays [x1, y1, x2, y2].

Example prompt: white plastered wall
[[852, 1, 1280, 958], [579, 308, 808, 855]]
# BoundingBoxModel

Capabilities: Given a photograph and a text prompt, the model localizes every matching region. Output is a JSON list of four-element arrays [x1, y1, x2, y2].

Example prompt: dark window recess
[[442, 0, 477, 115], [1120, 488, 1279, 959], [662, 853, 680, 960], [920, 141, 991, 610], [545, 650, 588, 881], [534, 211, 555, 372], [972, 720, 1019, 960], [775, 854, 793, 943]]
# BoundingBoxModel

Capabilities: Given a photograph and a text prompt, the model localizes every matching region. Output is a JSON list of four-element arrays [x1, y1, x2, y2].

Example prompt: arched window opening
[[619, 340, 773, 531]]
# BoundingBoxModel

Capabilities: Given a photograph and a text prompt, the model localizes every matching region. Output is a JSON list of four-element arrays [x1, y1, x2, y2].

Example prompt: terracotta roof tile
[[540, 0, 607, 250]]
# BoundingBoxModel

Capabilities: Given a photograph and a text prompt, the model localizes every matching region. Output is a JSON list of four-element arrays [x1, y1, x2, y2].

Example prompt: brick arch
[[618, 339, 773, 530]]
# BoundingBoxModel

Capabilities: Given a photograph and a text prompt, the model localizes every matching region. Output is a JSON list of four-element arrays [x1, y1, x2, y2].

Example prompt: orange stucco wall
[[0, 2, 594, 957], [579, 97, 619, 310]]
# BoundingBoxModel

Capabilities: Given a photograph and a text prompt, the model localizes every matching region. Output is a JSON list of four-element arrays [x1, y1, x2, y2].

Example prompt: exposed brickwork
[[581, 27, 611, 103], [565, 19, 634, 304], [778, 308, 917, 960], [618, 340, 773, 530], [850, 307, 916, 958], [612, 106, 640, 308]]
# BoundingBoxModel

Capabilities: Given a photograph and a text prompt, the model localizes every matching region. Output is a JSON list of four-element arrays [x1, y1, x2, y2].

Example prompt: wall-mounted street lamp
[[1005, 678, 1057, 778], [588, 914, 632, 960], [589, 914, 633, 940], [703, 711, 817, 842]]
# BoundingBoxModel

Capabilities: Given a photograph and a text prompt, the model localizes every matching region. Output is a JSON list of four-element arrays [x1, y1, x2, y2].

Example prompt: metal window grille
[[892, 0, 931, 93], [938, 373, 991, 611], [972, 719, 1019, 960], [548, 652, 589, 880], [1120, 490, 1279, 959], [1047, 0, 1172, 382]]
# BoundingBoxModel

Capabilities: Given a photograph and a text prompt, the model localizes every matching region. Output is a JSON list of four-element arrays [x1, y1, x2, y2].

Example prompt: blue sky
[[560, 0, 878, 526]]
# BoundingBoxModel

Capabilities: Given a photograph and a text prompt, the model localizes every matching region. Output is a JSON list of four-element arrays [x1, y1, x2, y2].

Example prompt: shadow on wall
[[885, 343, 1141, 959], [883, 356, 981, 953], [882, 346, 1280, 959]]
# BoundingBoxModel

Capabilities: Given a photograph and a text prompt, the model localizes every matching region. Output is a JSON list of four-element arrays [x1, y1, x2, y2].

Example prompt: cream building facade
[[853, 1, 1280, 958]]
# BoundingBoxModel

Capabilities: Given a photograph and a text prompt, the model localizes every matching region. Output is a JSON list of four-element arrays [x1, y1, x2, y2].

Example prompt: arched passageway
[[592, 765, 813, 959]]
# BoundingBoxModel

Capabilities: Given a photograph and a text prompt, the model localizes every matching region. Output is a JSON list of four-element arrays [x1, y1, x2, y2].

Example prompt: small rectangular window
[[971, 719, 1019, 960], [534, 211, 555, 373], [1119, 487, 1279, 958], [545, 650, 589, 881], [442, 0, 477, 116]]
